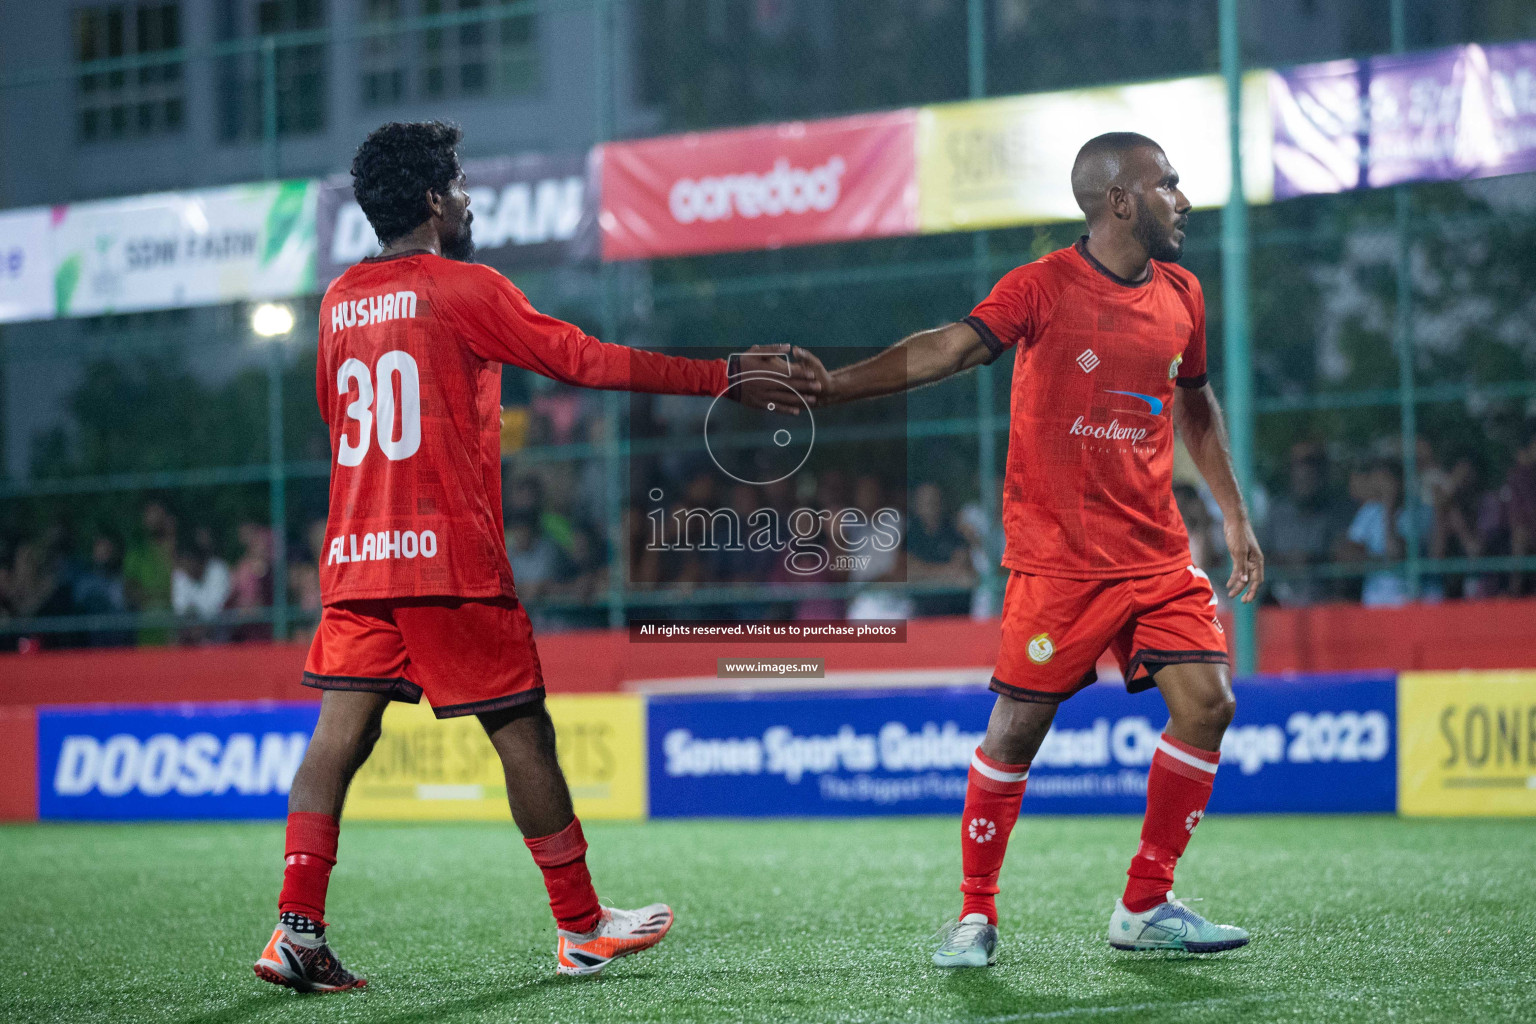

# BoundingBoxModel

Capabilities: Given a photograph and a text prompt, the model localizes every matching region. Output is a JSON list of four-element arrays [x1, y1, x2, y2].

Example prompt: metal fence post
[[968, 0, 1000, 613], [261, 36, 279, 181], [268, 336, 289, 640], [1220, 0, 1257, 674], [595, 0, 627, 628], [1391, 0, 1421, 599]]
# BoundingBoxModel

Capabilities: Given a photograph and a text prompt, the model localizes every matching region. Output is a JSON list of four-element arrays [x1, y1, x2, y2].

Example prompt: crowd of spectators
[[4, 428, 1535, 651], [1248, 433, 1536, 607], [0, 502, 279, 651]]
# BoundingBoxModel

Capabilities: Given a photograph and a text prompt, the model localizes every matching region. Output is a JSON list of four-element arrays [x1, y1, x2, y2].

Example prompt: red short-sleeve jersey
[[315, 251, 727, 604], [965, 239, 1208, 579]]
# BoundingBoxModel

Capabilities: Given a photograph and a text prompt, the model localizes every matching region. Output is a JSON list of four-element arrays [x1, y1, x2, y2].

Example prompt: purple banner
[[1272, 41, 1536, 198], [1272, 59, 1364, 199]]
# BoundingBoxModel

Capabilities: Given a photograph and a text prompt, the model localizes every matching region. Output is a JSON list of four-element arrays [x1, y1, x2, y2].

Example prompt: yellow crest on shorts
[[1027, 632, 1055, 665]]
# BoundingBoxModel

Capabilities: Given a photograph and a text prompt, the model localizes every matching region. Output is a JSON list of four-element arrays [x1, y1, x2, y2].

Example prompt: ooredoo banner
[[37, 702, 320, 821], [598, 110, 920, 260], [646, 675, 1395, 818], [50, 180, 317, 317], [0, 206, 53, 324], [315, 151, 597, 285]]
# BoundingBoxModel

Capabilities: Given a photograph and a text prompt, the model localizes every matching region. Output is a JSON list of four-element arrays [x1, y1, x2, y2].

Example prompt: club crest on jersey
[[1026, 632, 1054, 664], [330, 290, 418, 332], [1168, 353, 1183, 380]]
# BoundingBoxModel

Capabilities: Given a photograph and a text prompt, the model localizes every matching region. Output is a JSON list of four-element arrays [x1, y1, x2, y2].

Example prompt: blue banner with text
[[646, 675, 1396, 817], [37, 703, 320, 821]]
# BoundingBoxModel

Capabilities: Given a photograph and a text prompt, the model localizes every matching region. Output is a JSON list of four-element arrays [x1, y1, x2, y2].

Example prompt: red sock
[[1123, 732, 1220, 913], [959, 748, 1030, 925], [278, 811, 339, 923], [525, 818, 602, 934]]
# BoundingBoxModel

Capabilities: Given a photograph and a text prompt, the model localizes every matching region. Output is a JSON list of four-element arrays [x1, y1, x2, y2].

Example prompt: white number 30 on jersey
[[336, 350, 422, 466]]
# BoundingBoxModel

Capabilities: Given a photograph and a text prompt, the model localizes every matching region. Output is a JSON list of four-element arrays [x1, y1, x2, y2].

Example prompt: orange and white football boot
[[253, 914, 367, 993], [555, 903, 674, 976]]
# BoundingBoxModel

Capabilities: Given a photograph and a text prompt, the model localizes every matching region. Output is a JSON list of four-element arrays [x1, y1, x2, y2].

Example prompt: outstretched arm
[[1173, 382, 1264, 603], [449, 266, 819, 411], [816, 322, 994, 405]]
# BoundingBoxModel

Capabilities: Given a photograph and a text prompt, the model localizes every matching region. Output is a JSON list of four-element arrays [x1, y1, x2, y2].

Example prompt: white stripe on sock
[[971, 752, 1029, 782], [1155, 737, 1219, 774]]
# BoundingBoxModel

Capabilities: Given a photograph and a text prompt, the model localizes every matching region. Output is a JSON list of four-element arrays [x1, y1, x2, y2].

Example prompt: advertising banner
[[1370, 42, 1536, 187], [1398, 671, 1536, 817], [345, 695, 646, 821], [315, 151, 596, 286], [1273, 42, 1536, 196], [647, 675, 1394, 818], [50, 180, 317, 317], [37, 702, 320, 821], [917, 72, 1274, 233], [0, 206, 54, 324], [1272, 59, 1364, 199], [599, 110, 920, 260]]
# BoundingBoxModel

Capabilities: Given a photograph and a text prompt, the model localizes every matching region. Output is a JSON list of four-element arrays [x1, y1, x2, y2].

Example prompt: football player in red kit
[[254, 121, 819, 992], [800, 132, 1264, 964]]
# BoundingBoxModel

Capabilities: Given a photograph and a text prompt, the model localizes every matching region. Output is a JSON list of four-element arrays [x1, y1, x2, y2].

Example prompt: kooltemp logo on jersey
[[1068, 417, 1150, 444], [1107, 390, 1164, 416]]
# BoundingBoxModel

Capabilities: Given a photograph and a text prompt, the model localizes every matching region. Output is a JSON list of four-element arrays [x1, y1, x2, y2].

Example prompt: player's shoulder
[[425, 256, 516, 302], [994, 245, 1081, 294], [1155, 259, 1204, 298]]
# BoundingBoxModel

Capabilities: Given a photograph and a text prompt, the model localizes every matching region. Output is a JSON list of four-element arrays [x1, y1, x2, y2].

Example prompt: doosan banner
[[315, 151, 597, 285], [647, 675, 1396, 818], [598, 110, 920, 260], [50, 181, 317, 317], [37, 702, 320, 820]]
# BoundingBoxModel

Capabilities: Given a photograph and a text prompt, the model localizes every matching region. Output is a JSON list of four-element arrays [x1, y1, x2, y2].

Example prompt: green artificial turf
[[3, 816, 1532, 1023]]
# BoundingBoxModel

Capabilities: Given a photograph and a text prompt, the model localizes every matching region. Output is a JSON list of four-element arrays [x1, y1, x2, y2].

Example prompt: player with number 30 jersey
[[255, 121, 820, 995]]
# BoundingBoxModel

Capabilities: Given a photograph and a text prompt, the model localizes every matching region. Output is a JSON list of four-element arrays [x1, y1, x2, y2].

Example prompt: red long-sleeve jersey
[[315, 250, 727, 604]]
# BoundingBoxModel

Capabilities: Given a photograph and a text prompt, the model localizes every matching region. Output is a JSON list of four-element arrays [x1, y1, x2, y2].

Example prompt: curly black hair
[[350, 120, 464, 247]]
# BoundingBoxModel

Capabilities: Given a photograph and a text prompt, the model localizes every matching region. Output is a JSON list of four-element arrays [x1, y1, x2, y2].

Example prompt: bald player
[[802, 132, 1263, 964]]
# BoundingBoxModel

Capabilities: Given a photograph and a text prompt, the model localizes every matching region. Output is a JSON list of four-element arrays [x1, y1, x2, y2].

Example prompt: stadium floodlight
[[251, 302, 295, 337]]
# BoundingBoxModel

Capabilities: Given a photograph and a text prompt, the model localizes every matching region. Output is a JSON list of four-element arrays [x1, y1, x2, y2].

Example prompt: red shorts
[[991, 565, 1228, 703], [303, 596, 545, 718]]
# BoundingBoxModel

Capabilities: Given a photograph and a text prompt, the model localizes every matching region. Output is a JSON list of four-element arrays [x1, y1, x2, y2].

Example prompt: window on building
[[418, 0, 539, 103], [361, 0, 407, 106], [216, 0, 327, 141], [73, 3, 186, 142]]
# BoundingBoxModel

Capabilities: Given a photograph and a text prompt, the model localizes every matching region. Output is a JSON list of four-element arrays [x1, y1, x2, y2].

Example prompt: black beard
[[443, 212, 476, 262], [1133, 194, 1184, 263]]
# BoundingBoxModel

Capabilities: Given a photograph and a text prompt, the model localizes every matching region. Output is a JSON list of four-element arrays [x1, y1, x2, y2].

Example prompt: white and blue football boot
[[931, 913, 999, 967], [1107, 895, 1249, 953]]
